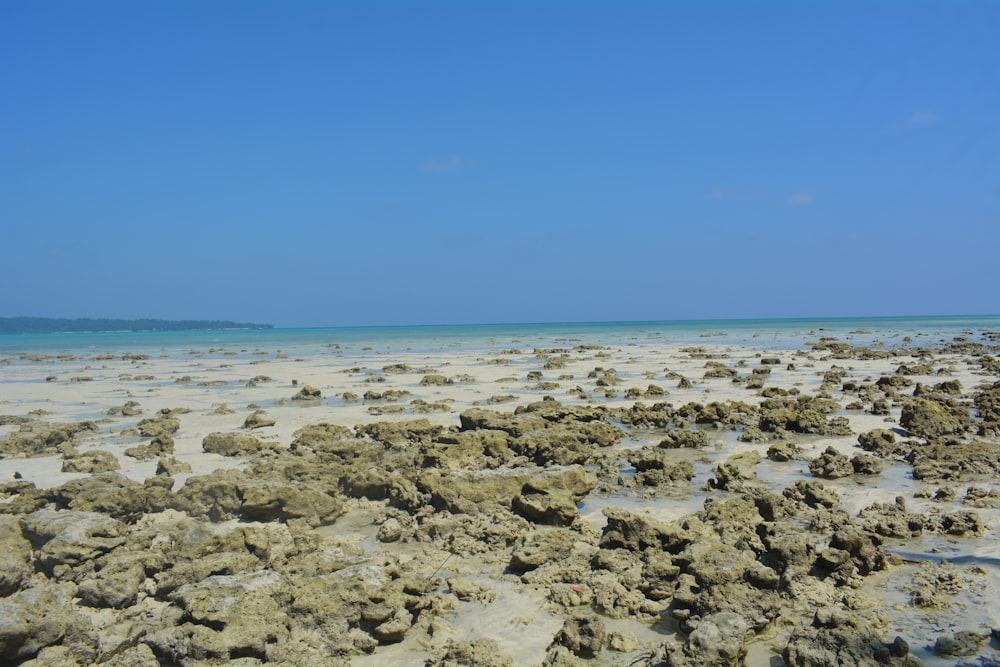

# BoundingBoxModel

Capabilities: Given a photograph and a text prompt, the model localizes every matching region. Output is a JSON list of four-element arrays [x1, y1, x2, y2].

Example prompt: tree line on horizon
[[0, 317, 273, 334]]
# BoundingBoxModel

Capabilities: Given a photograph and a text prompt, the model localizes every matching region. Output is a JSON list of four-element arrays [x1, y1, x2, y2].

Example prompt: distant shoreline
[[0, 317, 273, 335]]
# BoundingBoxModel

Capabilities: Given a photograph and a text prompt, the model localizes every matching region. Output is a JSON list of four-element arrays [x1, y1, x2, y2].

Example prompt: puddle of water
[[579, 492, 704, 531], [745, 640, 785, 666], [756, 458, 811, 491], [351, 564, 565, 666], [875, 559, 1000, 667]]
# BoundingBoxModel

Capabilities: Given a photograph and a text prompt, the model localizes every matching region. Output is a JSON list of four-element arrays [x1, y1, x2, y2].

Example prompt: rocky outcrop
[[549, 615, 607, 658], [627, 447, 695, 489], [292, 384, 323, 400], [107, 400, 143, 417], [137, 414, 180, 439], [973, 380, 1000, 436], [356, 419, 444, 448], [151, 569, 289, 662], [509, 527, 578, 573], [0, 420, 99, 458], [47, 472, 171, 523], [758, 396, 845, 436], [61, 449, 120, 473], [124, 434, 174, 460], [420, 374, 453, 386], [459, 402, 622, 466], [900, 398, 968, 441], [809, 447, 854, 479], [20, 509, 127, 574], [644, 611, 750, 666], [713, 451, 760, 489], [858, 497, 925, 538], [1, 329, 997, 666], [659, 428, 709, 449], [342, 468, 424, 512], [0, 516, 32, 596], [783, 609, 917, 666], [243, 410, 276, 429], [202, 431, 279, 456], [511, 467, 597, 526], [908, 441, 1000, 481], [428, 638, 513, 666], [177, 468, 343, 526], [857, 429, 899, 457], [0, 579, 98, 664], [289, 422, 360, 457]]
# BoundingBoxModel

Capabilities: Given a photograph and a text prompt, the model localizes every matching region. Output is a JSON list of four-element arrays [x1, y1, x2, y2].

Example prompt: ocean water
[[1, 314, 998, 357]]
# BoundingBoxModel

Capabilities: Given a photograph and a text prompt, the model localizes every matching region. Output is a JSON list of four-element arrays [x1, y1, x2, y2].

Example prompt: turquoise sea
[[1, 315, 998, 357]]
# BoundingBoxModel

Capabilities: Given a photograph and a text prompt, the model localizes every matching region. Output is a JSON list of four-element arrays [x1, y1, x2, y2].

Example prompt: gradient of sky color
[[2, 1, 998, 328]]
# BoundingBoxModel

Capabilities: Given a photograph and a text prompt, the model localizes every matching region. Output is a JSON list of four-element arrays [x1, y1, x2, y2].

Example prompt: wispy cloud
[[707, 186, 735, 201], [420, 154, 483, 173], [709, 185, 814, 206], [909, 110, 940, 127], [787, 191, 813, 206]]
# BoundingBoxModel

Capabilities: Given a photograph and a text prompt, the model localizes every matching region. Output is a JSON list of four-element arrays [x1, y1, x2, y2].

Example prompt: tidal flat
[[1, 320, 999, 666]]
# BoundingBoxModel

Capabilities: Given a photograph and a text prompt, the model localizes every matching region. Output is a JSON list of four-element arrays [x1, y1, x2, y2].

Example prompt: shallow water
[[579, 491, 706, 532], [4, 314, 999, 357], [877, 559, 1000, 666]]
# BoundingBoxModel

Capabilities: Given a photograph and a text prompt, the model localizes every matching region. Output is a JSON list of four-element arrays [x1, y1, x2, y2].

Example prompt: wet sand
[[1, 325, 998, 665]]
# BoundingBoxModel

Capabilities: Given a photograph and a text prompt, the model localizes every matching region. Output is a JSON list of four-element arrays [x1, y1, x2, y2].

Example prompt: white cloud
[[909, 110, 940, 127], [788, 191, 812, 206], [708, 185, 814, 206], [420, 154, 482, 173]]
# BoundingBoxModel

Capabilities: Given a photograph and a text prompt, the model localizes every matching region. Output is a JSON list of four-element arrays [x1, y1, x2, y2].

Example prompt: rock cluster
[[1, 334, 998, 665]]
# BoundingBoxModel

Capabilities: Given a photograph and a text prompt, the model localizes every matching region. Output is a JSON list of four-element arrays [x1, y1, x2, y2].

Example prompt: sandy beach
[[1, 320, 999, 666]]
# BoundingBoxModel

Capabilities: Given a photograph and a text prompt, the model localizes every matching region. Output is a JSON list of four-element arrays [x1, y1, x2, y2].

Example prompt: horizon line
[[275, 313, 1000, 331], [3, 313, 999, 336]]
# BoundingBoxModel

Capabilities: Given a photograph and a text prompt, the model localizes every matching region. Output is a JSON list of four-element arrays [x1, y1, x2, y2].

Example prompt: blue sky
[[2, 1, 998, 327]]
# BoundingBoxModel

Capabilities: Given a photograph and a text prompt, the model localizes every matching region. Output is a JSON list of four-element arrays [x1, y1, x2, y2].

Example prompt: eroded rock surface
[[0, 331, 997, 666]]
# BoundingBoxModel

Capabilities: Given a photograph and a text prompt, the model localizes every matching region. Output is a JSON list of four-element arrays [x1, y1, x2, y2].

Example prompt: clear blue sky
[[2, 1, 998, 327]]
